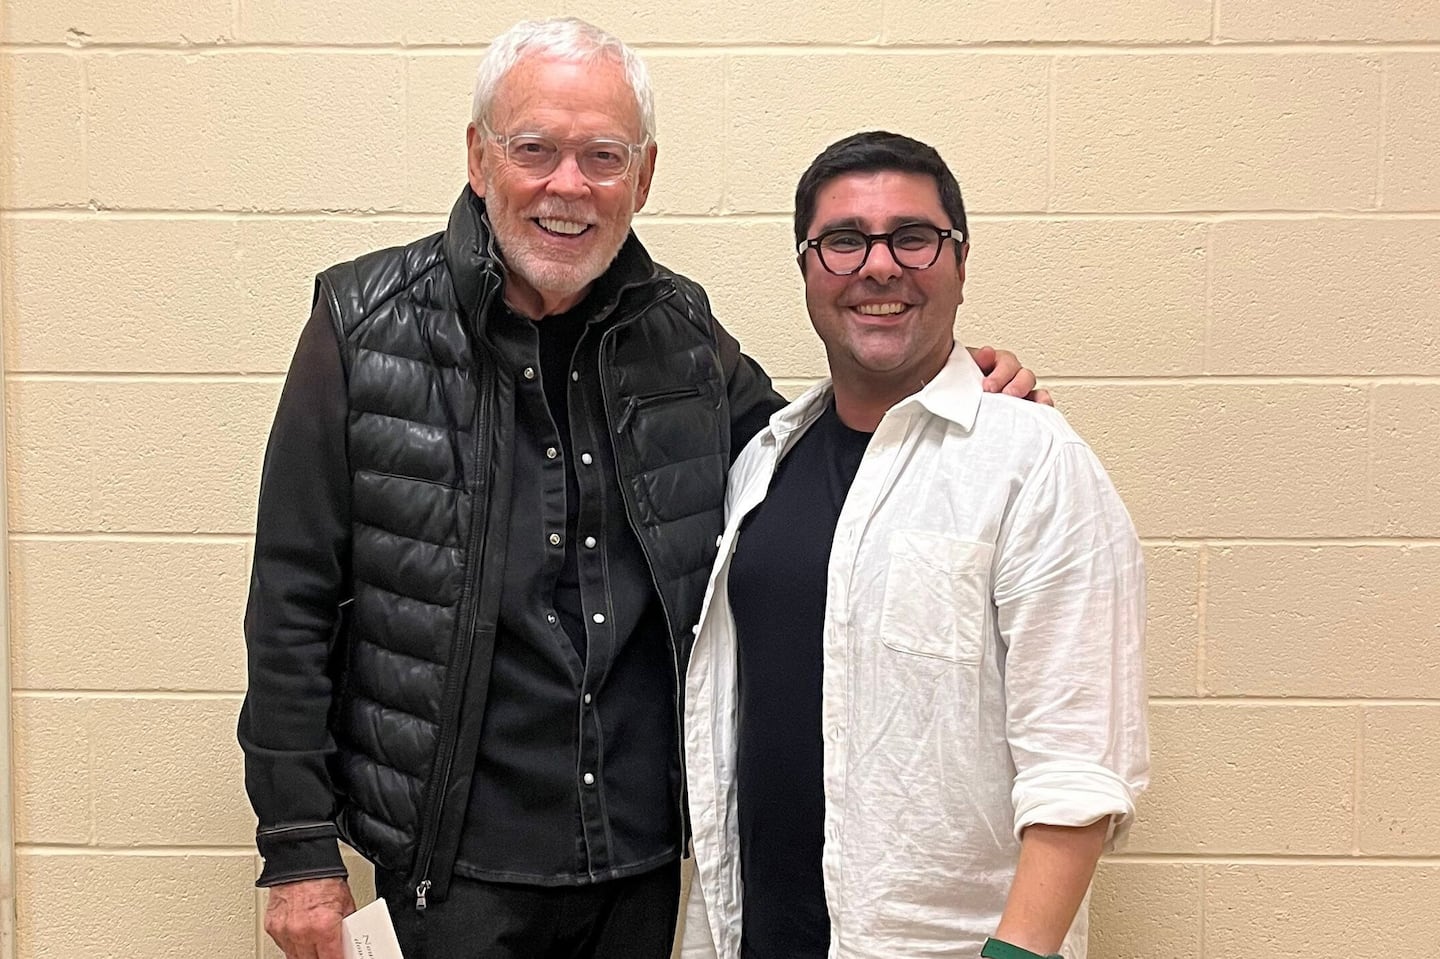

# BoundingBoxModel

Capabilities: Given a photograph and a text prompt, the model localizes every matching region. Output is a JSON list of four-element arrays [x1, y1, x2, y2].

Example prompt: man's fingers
[[970, 343, 998, 377], [1001, 368, 1038, 398], [1028, 388, 1056, 408], [264, 878, 351, 959], [268, 931, 318, 959], [982, 348, 1023, 394], [314, 924, 348, 959], [265, 920, 321, 959]]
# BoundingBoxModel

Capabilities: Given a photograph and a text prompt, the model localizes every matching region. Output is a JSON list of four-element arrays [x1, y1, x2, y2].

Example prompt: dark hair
[[793, 130, 968, 250]]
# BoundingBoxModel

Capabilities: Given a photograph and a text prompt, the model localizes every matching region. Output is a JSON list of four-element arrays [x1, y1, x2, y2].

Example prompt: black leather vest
[[321, 190, 736, 902]]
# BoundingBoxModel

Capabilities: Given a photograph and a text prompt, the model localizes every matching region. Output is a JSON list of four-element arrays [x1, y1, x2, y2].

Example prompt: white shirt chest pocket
[[878, 531, 993, 666]]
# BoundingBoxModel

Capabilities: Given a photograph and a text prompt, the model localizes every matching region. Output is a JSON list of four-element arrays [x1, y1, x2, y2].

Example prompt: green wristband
[[980, 937, 1062, 959]]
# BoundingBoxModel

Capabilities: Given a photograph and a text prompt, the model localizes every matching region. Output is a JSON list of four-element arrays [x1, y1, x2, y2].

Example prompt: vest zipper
[[409, 279, 500, 911], [614, 385, 706, 435]]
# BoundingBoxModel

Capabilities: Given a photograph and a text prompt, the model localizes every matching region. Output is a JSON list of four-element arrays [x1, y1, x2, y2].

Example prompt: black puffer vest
[[322, 189, 741, 904]]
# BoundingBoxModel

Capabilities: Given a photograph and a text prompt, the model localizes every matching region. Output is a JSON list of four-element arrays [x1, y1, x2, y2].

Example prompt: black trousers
[[375, 862, 681, 959]]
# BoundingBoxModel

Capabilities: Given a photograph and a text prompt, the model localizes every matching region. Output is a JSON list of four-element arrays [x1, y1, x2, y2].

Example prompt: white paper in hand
[[341, 898, 405, 959]]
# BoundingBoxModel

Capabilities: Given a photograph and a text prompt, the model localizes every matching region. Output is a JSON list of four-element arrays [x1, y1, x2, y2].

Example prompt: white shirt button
[[584, 536, 597, 549], [546, 446, 558, 459], [583, 693, 593, 704], [523, 367, 536, 380], [580, 452, 593, 465], [549, 533, 562, 546], [592, 613, 606, 625], [583, 772, 595, 786]]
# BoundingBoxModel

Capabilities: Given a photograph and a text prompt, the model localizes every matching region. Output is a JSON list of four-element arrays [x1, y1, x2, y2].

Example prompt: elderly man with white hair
[[240, 17, 1042, 959]]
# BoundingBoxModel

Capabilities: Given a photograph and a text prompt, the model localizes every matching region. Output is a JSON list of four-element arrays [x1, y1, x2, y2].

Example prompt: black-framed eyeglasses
[[482, 123, 648, 185], [797, 224, 964, 276]]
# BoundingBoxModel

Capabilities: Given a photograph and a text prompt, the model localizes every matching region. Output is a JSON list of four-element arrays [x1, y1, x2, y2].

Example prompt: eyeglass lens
[[818, 225, 946, 274], [504, 134, 634, 182]]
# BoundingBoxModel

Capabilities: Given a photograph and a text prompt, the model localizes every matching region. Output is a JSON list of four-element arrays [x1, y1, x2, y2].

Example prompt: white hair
[[471, 17, 656, 140]]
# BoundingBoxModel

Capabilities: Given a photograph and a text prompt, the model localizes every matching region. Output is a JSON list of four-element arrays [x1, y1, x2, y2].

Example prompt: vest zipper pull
[[615, 396, 639, 434], [415, 879, 432, 911]]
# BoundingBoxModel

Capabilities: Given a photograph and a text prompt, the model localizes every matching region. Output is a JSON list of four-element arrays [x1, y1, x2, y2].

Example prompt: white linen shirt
[[682, 345, 1149, 959]]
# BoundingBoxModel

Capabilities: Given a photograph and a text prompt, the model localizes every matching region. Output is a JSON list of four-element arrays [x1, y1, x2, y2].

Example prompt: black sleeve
[[239, 290, 353, 887]]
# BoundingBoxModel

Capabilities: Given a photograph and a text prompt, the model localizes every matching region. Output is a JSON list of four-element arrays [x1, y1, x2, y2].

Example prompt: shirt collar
[[766, 342, 984, 447], [891, 342, 984, 431]]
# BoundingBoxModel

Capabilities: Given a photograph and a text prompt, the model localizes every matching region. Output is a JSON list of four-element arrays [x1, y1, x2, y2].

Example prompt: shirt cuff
[[255, 822, 349, 887], [1011, 760, 1138, 851]]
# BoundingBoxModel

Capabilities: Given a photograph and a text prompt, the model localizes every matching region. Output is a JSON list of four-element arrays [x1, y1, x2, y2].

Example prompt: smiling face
[[467, 54, 657, 317], [800, 169, 968, 410]]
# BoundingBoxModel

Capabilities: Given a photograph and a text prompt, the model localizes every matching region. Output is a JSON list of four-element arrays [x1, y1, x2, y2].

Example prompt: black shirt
[[457, 290, 681, 884], [728, 401, 872, 959]]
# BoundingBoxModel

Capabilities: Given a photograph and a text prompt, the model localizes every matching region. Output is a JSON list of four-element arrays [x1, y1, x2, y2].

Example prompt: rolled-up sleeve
[[993, 440, 1149, 850]]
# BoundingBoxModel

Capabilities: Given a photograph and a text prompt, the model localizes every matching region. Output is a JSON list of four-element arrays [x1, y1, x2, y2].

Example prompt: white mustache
[[528, 205, 595, 224]]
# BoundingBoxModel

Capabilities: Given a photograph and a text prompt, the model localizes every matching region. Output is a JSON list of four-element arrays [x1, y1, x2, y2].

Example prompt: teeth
[[856, 303, 907, 316], [537, 218, 588, 236]]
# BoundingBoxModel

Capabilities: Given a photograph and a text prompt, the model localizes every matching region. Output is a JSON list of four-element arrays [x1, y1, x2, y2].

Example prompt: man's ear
[[466, 123, 488, 198], [633, 140, 659, 212]]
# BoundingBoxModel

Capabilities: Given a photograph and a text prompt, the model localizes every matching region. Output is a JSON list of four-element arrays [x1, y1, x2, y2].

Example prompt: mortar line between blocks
[[17, 843, 258, 857], [1046, 57, 1057, 212], [1196, 545, 1208, 696], [1114, 853, 1440, 865], [720, 53, 731, 215], [80, 50, 93, 210], [13, 41, 1440, 54], [402, 56, 412, 216], [10, 532, 252, 543], [1197, 862, 1207, 958], [16, 690, 246, 701], [1353, 706, 1365, 856], [1139, 537, 1440, 546], [1202, 222, 1214, 373], [1366, 384, 1378, 536], [1150, 696, 1440, 706], [1375, 58, 1388, 209]]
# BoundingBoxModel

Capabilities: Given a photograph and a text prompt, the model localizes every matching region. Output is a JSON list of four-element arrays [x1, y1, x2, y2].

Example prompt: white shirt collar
[[766, 342, 984, 445]]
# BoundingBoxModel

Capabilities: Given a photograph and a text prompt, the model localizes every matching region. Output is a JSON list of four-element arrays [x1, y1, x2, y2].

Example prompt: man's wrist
[[981, 936, 1062, 959]]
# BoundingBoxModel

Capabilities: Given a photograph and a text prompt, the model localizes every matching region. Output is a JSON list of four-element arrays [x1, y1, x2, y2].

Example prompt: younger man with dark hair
[[681, 131, 1149, 959]]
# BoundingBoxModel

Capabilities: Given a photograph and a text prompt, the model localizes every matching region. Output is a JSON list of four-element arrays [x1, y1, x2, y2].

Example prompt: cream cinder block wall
[[3, 1, 1439, 956]]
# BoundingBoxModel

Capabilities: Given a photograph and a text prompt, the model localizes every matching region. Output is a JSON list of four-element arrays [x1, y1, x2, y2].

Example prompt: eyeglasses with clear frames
[[798, 223, 964, 276], [482, 123, 649, 186]]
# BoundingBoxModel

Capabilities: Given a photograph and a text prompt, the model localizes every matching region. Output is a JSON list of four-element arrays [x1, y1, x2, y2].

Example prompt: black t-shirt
[[727, 400, 872, 959]]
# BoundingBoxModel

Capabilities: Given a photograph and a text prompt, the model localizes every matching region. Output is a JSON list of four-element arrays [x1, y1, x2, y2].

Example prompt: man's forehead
[[490, 55, 642, 135], [811, 170, 949, 231]]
